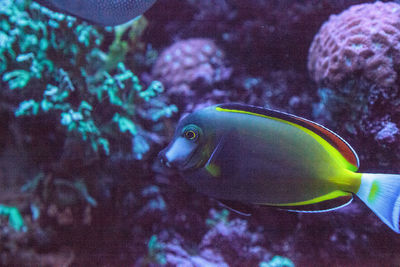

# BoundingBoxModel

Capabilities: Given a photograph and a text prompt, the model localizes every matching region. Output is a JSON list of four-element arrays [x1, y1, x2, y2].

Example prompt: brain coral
[[308, 1, 400, 88], [152, 38, 231, 96]]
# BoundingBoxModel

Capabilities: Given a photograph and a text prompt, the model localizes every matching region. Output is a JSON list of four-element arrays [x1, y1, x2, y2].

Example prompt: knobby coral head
[[308, 1, 400, 89], [152, 38, 232, 97]]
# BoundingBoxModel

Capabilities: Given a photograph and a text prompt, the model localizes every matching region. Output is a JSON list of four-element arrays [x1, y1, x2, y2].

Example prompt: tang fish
[[159, 103, 400, 233], [34, 0, 157, 26]]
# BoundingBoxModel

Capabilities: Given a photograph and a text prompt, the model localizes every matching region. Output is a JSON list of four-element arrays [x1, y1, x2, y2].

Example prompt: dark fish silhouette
[[34, 0, 157, 26]]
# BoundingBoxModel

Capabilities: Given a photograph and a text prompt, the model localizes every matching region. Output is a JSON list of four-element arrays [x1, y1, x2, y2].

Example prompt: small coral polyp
[[308, 1, 400, 89]]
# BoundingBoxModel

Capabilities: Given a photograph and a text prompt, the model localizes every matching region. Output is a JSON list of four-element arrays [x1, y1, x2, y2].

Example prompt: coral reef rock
[[152, 38, 231, 96], [147, 0, 366, 71], [199, 219, 270, 265], [308, 1, 400, 89]]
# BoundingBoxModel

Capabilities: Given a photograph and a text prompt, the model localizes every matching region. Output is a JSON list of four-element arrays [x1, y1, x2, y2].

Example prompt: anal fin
[[217, 199, 253, 216], [276, 194, 353, 213]]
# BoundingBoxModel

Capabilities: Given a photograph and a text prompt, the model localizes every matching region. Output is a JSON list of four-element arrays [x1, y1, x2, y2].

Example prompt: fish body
[[159, 103, 400, 233], [34, 0, 157, 26]]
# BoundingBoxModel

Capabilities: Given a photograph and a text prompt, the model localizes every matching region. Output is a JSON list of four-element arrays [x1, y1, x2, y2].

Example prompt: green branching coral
[[259, 256, 295, 267], [0, 205, 26, 232], [206, 208, 230, 227], [147, 235, 167, 265], [0, 0, 176, 158]]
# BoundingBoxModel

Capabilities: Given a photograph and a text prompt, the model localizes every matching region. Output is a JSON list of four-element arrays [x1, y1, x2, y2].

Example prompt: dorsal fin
[[216, 103, 359, 171]]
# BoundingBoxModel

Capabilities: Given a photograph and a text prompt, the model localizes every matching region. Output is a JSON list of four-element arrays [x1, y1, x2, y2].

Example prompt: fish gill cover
[[0, 0, 399, 266]]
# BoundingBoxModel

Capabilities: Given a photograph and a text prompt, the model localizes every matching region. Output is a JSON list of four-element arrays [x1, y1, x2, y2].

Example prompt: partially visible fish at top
[[33, 0, 157, 26]]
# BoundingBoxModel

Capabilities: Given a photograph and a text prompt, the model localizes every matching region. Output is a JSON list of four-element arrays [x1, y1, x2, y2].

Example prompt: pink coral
[[308, 1, 400, 88], [199, 219, 270, 265], [152, 38, 231, 96]]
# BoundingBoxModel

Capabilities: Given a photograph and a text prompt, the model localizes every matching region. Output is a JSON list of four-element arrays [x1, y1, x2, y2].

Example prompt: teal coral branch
[[2, 70, 31, 89], [1, 0, 177, 159], [0, 204, 26, 232], [147, 235, 167, 265], [259, 256, 295, 267]]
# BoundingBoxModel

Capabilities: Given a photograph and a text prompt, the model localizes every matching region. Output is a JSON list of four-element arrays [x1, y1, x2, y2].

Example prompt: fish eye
[[185, 130, 196, 140], [182, 125, 200, 141]]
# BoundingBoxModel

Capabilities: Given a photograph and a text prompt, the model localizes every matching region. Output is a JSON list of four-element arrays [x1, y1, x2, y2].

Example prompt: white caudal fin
[[356, 173, 400, 233]]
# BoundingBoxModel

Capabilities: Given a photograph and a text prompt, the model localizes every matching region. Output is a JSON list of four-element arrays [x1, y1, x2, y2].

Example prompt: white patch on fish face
[[164, 137, 198, 168]]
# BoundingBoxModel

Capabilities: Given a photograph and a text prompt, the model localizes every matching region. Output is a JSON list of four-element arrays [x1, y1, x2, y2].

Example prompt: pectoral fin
[[205, 131, 240, 178]]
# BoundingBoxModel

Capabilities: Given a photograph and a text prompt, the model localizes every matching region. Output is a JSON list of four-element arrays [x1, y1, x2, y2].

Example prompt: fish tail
[[356, 173, 400, 233]]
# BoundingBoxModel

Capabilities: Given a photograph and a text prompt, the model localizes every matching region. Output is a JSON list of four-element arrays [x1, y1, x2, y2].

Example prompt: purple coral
[[199, 219, 270, 265], [164, 239, 229, 266], [152, 38, 231, 96], [148, 218, 272, 266], [308, 1, 400, 88]]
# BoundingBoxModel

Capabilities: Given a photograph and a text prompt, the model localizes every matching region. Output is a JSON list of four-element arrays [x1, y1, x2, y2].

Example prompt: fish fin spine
[[217, 200, 252, 216], [357, 173, 400, 233]]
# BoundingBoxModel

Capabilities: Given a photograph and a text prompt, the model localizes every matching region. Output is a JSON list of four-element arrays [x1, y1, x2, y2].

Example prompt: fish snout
[[158, 150, 173, 168], [158, 137, 198, 170], [158, 148, 182, 169]]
